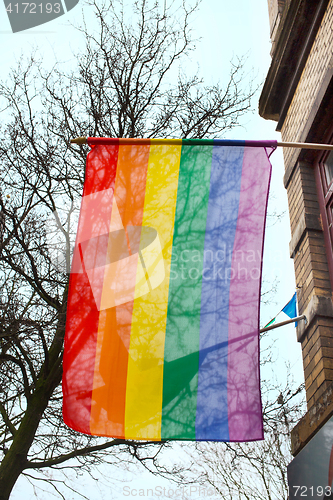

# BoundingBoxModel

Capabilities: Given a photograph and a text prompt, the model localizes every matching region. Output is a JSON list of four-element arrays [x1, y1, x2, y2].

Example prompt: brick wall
[[281, 0, 333, 170], [280, 1, 333, 411], [302, 316, 333, 409], [285, 159, 333, 407], [261, 0, 333, 454]]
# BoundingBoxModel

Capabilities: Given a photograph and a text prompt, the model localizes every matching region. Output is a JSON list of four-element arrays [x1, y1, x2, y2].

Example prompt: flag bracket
[[260, 315, 307, 333]]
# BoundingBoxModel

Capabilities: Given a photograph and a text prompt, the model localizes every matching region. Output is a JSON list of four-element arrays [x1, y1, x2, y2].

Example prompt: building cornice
[[259, 0, 329, 129]]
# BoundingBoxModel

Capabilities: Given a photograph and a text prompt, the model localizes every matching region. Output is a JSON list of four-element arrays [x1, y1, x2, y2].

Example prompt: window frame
[[315, 147, 333, 285]]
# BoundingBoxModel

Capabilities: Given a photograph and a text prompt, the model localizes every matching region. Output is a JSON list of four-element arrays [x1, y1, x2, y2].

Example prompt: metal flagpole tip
[[70, 137, 87, 145]]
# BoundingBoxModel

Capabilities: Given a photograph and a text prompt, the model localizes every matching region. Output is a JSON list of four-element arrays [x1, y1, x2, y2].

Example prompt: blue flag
[[263, 292, 298, 328], [282, 292, 297, 319], [282, 292, 297, 326]]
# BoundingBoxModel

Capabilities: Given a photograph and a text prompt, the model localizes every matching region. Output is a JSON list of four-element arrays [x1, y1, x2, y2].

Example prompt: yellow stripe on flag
[[124, 143, 182, 439]]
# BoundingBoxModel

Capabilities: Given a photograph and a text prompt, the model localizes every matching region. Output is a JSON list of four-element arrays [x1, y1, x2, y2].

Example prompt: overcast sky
[[0, 1, 303, 498]]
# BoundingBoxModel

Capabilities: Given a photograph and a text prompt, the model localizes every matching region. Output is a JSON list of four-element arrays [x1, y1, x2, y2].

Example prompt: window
[[325, 151, 333, 186], [315, 149, 333, 283]]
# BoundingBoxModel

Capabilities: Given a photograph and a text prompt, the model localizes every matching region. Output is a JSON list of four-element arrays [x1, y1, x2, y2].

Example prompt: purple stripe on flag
[[244, 140, 277, 149], [227, 147, 271, 441], [196, 145, 244, 440]]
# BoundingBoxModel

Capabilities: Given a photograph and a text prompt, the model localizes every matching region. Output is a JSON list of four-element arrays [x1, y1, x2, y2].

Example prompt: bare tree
[[0, 0, 257, 497], [182, 361, 305, 500]]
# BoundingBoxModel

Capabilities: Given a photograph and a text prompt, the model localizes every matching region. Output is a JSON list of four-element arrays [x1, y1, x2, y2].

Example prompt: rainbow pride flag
[[62, 138, 275, 442]]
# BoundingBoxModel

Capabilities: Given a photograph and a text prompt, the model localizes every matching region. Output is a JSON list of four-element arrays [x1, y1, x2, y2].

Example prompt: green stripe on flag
[[161, 144, 213, 439]]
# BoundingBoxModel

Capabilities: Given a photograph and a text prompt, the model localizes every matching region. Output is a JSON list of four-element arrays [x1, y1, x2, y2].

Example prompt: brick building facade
[[260, 0, 333, 455]]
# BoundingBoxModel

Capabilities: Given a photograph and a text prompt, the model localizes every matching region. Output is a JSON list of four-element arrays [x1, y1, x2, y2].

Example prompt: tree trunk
[[0, 363, 62, 500], [0, 300, 66, 500]]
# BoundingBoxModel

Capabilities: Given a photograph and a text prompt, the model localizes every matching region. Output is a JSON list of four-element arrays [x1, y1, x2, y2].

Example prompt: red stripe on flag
[[62, 144, 119, 433]]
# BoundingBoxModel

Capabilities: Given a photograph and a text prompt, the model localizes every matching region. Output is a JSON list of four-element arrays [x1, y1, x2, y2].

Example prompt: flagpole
[[70, 137, 333, 150], [260, 315, 307, 333], [277, 141, 333, 150]]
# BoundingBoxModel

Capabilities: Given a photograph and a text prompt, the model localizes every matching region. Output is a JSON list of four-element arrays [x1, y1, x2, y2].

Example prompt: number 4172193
[[5, 3, 61, 14]]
